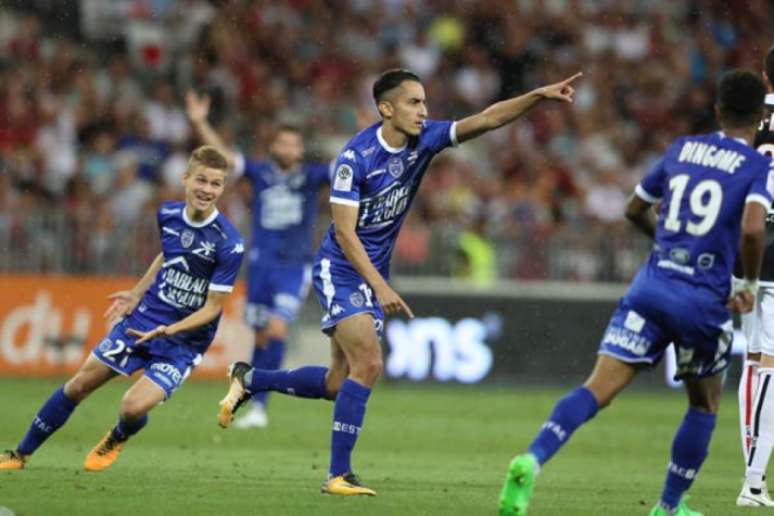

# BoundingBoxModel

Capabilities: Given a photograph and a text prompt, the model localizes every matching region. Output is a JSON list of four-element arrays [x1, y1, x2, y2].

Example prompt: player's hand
[[126, 325, 169, 345], [727, 291, 755, 314], [374, 284, 414, 318], [104, 290, 141, 324], [186, 90, 210, 123], [536, 72, 582, 103]]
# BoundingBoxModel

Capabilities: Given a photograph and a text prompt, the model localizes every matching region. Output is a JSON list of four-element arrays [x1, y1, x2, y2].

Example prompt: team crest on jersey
[[388, 157, 404, 178], [349, 292, 365, 307], [180, 229, 195, 248]]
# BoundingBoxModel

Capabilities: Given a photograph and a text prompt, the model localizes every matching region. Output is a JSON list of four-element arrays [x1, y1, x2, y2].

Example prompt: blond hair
[[187, 145, 230, 174]]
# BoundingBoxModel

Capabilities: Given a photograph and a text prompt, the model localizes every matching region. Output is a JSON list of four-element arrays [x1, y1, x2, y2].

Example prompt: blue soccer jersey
[[92, 201, 244, 397], [234, 156, 330, 263], [137, 201, 244, 354], [599, 131, 774, 378], [313, 120, 457, 335]]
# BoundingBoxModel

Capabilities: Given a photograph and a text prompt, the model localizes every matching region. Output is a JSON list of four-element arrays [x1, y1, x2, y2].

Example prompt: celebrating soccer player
[[187, 92, 330, 429], [498, 70, 772, 516], [736, 45, 774, 508], [217, 68, 581, 495], [0, 146, 244, 472]]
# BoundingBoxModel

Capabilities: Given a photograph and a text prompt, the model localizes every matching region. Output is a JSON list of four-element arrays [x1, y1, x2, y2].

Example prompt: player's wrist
[[736, 278, 759, 295]]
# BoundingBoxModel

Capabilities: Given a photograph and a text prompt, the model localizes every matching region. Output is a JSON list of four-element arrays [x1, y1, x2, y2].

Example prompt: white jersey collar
[[377, 125, 407, 154], [183, 206, 219, 228]]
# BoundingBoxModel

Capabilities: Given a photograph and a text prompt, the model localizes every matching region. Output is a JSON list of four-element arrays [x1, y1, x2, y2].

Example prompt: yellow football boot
[[218, 361, 251, 429], [84, 431, 125, 472], [321, 473, 377, 496], [0, 449, 26, 470]]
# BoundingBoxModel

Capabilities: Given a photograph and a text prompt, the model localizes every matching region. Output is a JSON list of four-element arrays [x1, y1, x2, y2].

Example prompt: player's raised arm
[[186, 91, 237, 169], [331, 203, 413, 318], [454, 72, 582, 144], [104, 252, 164, 323]]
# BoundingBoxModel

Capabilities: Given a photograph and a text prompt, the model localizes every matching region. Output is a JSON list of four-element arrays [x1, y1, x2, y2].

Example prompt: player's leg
[[234, 323, 285, 429], [650, 373, 721, 516], [0, 355, 117, 469], [740, 289, 774, 506], [322, 312, 380, 496], [738, 288, 762, 464], [498, 354, 636, 515], [84, 376, 165, 472]]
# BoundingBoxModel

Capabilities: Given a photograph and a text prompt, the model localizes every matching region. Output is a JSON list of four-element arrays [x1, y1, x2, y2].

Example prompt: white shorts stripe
[[320, 258, 335, 309]]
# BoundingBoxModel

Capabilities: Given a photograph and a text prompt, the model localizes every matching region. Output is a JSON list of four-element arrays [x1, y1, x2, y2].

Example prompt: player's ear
[[378, 99, 394, 119]]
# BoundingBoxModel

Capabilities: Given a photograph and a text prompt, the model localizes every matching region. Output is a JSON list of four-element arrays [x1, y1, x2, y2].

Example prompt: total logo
[[384, 314, 500, 383]]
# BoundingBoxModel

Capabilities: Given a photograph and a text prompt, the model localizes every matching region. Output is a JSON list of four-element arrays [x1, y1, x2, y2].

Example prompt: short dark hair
[[372, 69, 422, 105], [273, 123, 302, 140], [765, 45, 774, 86], [716, 69, 766, 128]]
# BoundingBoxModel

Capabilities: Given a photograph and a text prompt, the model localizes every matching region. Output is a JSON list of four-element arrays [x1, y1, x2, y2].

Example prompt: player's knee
[[265, 321, 288, 341], [354, 356, 383, 385], [64, 376, 95, 402], [120, 396, 150, 421]]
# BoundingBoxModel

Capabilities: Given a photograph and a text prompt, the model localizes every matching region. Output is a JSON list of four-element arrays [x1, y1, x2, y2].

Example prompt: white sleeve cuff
[[449, 121, 458, 147], [232, 152, 245, 178], [746, 193, 772, 209], [635, 184, 660, 203], [209, 283, 234, 293], [330, 197, 360, 208]]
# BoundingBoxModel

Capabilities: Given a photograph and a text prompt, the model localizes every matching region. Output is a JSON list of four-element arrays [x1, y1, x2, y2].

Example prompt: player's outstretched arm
[[127, 290, 228, 344], [454, 72, 581, 144], [729, 201, 767, 313], [186, 91, 236, 169], [331, 204, 414, 318], [624, 194, 657, 239], [104, 253, 163, 323]]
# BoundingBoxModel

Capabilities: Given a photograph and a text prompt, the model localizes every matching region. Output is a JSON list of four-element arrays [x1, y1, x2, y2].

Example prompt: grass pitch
[[0, 377, 758, 515]]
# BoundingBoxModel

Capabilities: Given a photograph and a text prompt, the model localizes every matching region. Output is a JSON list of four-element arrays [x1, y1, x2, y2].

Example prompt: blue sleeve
[[635, 157, 667, 203], [746, 159, 774, 209], [329, 149, 365, 207], [242, 158, 270, 189], [307, 162, 332, 187], [209, 238, 245, 293], [421, 119, 458, 154]]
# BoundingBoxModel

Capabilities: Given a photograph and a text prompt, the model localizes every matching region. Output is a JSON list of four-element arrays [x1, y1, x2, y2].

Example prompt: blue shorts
[[245, 252, 312, 328], [312, 257, 385, 338], [91, 318, 202, 399], [598, 274, 733, 380]]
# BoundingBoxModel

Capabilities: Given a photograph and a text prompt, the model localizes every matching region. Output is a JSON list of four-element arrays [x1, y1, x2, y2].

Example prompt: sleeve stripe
[[746, 193, 772, 209], [635, 184, 661, 203], [233, 153, 245, 178], [209, 284, 234, 293], [330, 197, 360, 207], [449, 121, 459, 147]]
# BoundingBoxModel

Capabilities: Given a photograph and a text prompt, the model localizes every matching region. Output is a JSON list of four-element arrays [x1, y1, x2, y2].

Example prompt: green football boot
[[648, 497, 703, 516], [498, 454, 537, 516]]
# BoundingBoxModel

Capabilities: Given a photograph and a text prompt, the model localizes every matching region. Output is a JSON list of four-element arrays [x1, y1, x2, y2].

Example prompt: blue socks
[[659, 408, 716, 510], [245, 365, 328, 399], [111, 414, 149, 441], [250, 338, 286, 405], [329, 379, 371, 477], [528, 386, 599, 466], [18, 387, 78, 455]]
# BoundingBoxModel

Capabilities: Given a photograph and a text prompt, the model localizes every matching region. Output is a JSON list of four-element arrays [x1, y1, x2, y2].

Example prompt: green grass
[[0, 378, 757, 515]]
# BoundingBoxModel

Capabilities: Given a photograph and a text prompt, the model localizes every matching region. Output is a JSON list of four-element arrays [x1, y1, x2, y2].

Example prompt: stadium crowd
[[1, 0, 772, 281]]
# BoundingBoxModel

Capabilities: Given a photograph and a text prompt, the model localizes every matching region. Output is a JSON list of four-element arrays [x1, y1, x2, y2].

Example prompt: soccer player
[[498, 70, 772, 516], [186, 92, 330, 429], [217, 68, 581, 495], [737, 45, 774, 507], [0, 146, 244, 471]]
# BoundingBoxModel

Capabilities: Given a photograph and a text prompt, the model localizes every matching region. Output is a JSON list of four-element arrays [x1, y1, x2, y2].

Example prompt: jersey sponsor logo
[[180, 229, 195, 248], [158, 268, 209, 309], [388, 156, 404, 178], [697, 253, 715, 270], [341, 149, 356, 161], [260, 186, 304, 229], [669, 248, 689, 265], [192, 241, 216, 262], [149, 362, 183, 385], [334, 164, 354, 191], [358, 183, 411, 228], [677, 141, 746, 174], [657, 259, 695, 276]]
